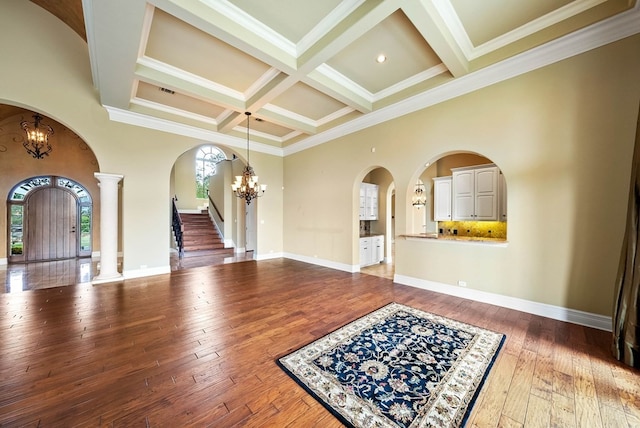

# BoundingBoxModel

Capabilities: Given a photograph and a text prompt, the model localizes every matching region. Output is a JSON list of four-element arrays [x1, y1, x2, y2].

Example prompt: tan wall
[[284, 34, 640, 316], [173, 147, 199, 210]]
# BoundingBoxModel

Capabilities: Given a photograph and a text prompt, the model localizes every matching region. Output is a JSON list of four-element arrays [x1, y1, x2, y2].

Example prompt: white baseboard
[[255, 251, 282, 261], [0, 258, 7, 266], [123, 265, 171, 280], [178, 209, 202, 214], [235, 246, 246, 254], [394, 274, 612, 332], [283, 252, 359, 273], [224, 239, 235, 248]]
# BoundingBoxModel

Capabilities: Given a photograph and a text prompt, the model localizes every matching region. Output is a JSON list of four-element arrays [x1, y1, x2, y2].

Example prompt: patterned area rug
[[277, 302, 505, 427]]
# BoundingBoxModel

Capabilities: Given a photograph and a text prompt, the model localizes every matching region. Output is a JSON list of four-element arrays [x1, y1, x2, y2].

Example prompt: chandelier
[[20, 113, 54, 159], [231, 112, 266, 205], [412, 181, 426, 208]]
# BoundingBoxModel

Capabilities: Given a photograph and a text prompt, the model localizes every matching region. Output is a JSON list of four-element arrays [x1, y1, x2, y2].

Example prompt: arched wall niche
[[408, 151, 507, 240]]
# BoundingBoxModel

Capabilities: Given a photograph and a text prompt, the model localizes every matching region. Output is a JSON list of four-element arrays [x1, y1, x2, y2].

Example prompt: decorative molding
[[283, 252, 358, 273], [394, 274, 612, 332], [200, 0, 296, 57], [137, 56, 244, 101], [130, 98, 218, 126], [104, 106, 284, 157]]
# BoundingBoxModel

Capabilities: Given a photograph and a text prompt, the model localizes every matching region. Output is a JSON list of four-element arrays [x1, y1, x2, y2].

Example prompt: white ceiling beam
[[83, 0, 149, 108], [402, 0, 469, 77]]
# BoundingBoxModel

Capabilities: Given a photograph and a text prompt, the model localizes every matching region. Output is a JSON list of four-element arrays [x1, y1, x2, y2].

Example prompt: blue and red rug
[[277, 302, 505, 427]]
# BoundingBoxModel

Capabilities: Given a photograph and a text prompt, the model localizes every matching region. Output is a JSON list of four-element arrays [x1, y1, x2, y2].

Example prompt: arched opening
[[170, 144, 254, 267], [357, 167, 395, 279], [410, 151, 507, 241]]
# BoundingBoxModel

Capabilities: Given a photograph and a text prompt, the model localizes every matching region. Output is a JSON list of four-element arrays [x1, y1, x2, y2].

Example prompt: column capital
[[94, 172, 124, 183]]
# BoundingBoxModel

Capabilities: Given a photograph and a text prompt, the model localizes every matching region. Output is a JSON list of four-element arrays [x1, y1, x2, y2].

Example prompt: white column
[[93, 172, 124, 284]]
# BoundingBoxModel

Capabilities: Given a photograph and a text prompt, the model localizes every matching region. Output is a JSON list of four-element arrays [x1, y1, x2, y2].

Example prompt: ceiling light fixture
[[20, 113, 54, 159], [231, 112, 266, 205], [412, 181, 426, 208], [376, 54, 387, 63]]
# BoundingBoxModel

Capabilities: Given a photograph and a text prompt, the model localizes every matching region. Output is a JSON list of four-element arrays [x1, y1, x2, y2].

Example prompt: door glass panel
[[9, 204, 24, 255], [80, 205, 92, 252]]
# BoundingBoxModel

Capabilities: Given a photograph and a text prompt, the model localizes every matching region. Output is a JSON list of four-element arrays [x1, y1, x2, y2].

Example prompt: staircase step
[[183, 243, 225, 251], [183, 228, 218, 235], [183, 237, 223, 245], [177, 212, 227, 253]]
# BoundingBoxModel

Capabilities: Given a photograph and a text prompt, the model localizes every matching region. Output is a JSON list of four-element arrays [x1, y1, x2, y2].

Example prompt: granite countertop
[[402, 233, 507, 243]]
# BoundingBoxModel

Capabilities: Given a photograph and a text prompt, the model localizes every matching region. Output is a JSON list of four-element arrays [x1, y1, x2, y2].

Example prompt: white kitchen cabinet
[[359, 235, 384, 267], [452, 164, 499, 221], [359, 237, 371, 266], [359, 183, 379, 220], [433, 176, 452, 221], [373, 235, 384, 264]]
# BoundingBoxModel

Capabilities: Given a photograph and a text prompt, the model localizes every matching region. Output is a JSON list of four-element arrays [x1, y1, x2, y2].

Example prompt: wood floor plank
[[523, 394, 551, 427], [550, 391, 576, 428], [0, 259, 636, 427], [573, 363, 604, 428], [502, 348, 537, 423]]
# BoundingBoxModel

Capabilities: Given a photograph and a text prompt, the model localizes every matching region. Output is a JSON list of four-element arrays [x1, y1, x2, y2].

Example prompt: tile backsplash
[[437, 221, 507, 240]]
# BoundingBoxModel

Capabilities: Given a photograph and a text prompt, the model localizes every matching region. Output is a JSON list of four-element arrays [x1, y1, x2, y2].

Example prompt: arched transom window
[[196, 145, 226, 199]]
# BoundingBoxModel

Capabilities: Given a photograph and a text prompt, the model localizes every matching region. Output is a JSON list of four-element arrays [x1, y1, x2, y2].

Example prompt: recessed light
[[376, 54, 386, 63]]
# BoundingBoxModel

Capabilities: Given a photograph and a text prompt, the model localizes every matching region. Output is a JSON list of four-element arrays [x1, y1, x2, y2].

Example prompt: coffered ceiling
[[32, 0, 640, 155]]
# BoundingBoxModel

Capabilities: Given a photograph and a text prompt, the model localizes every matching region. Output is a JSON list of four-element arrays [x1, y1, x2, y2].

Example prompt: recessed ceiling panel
[[450, 0, 574, 46], [270, 82, 347, 121], [326, 10, 441, 94], [250, 117, 296, 138], [228, 0, 342, 43], [136, 81, 226, 119], [145, 8, 271, 92]]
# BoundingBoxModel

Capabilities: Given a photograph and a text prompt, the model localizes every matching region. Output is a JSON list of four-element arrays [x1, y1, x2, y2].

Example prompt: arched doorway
[[7, 176, 92, 262], [357, 167, 395, 279]]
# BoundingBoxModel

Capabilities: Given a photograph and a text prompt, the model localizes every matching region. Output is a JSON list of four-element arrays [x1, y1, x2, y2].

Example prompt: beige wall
[[172, 147, 199, 210], [284, 34, 640, 316], [0, 2, 283, 274]]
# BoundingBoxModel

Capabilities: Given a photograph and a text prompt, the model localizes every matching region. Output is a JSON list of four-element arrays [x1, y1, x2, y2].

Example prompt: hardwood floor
[[0, 250, 253, 293], [1, 259, 638, 427]]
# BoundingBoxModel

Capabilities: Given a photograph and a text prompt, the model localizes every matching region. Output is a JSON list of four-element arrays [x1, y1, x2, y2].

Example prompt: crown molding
[[104, 105, 283, 157]]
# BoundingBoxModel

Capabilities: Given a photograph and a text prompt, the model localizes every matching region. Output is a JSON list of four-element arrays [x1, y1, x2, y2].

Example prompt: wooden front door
[[26, 188, 77, 261]]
